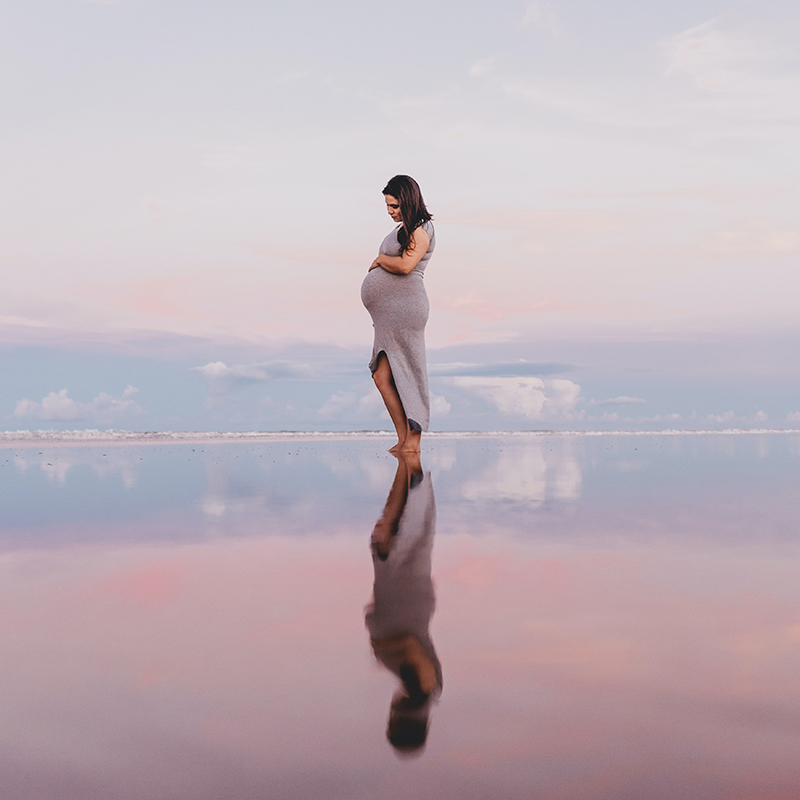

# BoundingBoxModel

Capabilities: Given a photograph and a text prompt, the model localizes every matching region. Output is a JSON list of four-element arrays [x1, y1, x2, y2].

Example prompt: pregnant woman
[[361, 175, 435, 453]]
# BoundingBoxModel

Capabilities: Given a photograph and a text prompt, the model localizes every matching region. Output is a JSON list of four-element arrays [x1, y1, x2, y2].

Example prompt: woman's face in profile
[[384, 194, 402, 223]]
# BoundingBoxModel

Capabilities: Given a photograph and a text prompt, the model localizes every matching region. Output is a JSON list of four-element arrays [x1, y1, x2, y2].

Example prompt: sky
[[1, 0, 799, 432]]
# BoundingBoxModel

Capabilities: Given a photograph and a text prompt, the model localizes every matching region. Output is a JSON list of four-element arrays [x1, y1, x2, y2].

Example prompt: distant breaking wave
[[1, 428, 799, 445]]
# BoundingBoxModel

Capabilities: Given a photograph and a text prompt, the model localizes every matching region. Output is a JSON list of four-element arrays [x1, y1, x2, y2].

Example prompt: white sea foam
[[0, 429, 396, 446], [1, 427, 799, 447]]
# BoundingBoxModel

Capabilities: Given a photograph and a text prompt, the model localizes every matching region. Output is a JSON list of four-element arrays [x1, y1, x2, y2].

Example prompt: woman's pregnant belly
[[361, 269, 429, 330]]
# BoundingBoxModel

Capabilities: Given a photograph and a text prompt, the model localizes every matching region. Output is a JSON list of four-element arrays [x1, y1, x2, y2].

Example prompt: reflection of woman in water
[[365, 452, 441, 755]]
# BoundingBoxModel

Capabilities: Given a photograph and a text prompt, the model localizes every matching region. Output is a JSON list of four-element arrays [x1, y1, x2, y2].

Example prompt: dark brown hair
[[383, 175, 433, 255]]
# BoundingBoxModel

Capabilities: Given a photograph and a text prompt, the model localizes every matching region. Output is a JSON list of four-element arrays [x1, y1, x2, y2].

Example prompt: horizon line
[[1, 428, 800, 448]]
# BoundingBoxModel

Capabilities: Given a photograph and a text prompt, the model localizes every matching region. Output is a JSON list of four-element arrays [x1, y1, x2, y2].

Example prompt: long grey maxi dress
[[360, 221, 435, 432]]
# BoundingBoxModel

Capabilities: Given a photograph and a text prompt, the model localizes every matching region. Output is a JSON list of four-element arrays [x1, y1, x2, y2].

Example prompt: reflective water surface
[[1, 433, 799, 799]]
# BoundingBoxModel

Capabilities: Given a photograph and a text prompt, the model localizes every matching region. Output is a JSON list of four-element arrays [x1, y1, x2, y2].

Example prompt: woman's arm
[[369, 227, 430, 274]]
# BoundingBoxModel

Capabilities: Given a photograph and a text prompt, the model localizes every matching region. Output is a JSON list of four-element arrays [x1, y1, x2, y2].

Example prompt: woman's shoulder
[[414, 220, 434, 242]]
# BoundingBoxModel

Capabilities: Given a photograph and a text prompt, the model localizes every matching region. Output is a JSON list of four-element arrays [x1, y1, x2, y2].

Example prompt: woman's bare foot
[[388, 440, 406, 453], [399, 430, 421, 453]]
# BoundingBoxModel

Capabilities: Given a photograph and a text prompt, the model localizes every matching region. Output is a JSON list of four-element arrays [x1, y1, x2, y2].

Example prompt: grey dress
[[360, 221, 435, 432], [364, 472, 442, 692]]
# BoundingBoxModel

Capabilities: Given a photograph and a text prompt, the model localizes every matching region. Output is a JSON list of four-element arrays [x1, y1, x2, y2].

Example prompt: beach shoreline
[[1, 427, 799, 449]]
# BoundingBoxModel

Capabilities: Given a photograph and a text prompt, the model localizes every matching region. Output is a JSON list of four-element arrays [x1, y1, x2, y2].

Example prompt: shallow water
[[1, 433, 799, 799]]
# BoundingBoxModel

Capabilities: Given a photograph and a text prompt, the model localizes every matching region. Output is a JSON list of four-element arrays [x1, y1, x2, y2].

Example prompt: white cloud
[[319, 387, 448, 424], [588, 396, 647, 408], [501, 17, 800, 142], [202, 497, 226, 517], [431, 394, 451, 416], [788, 412, 800, 422], [660, 17, 755, 88], [319, 386, 384, 421], [469, 58, 495, 77], [357, 390, 385, 416], [449, 376, 581, 421], [191, 360, 312, 382], [15, 390, 78, 421], [699, 410, 776, 427], [652, 413, 683, 422], [14, 386, 141, 422], [707, 410, 736, 423], [192, 360, 313, 407], [521, 2, 560, 38], [319, 390, 360, 419], [659, 17, 800, 121], [429, 360, 573, 378]]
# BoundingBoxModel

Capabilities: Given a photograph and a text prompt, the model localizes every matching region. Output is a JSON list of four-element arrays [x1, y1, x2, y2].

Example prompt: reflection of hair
[[399, 662, 427, 703], [388, 715, 428, 753], [387, 694, 430, 755], [382, 175, 432, 255]]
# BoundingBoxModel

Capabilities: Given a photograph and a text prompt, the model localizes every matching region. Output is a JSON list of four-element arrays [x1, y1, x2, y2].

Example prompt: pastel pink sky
[[2, 0, 799, 351]]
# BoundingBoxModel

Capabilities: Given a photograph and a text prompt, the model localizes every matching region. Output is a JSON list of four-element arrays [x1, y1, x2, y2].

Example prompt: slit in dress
[[372, 350, 420, 431]]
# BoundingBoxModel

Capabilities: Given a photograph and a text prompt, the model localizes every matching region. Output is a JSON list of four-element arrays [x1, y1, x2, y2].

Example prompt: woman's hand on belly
[[369, 257, 381, 271]]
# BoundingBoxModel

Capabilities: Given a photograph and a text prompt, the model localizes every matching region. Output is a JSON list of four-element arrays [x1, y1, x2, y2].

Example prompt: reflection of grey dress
[[365, 473, 441, 689], [360, 222, 435, 432]]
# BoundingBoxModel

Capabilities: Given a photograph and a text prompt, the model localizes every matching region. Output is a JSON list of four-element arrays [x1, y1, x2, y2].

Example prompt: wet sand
[[1, 433, 799, 799]]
